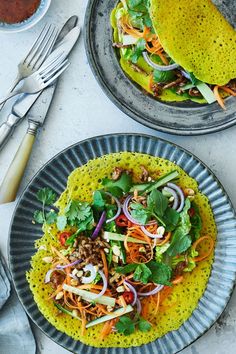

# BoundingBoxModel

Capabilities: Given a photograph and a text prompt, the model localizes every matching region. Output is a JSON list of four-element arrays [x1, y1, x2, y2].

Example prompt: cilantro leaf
[[56, 215, 67, 231], [34, 210, 44, 224], [45, 211, 57, 224], [115, 316, 135, 335], [65, 214, 94, 246], [116, 263, 138, 274], [147, 260, 172, 286], [36, 188, 57, 205], [189, 202, 202, 240], [131, 38, 146, 64], [133, 264, 152, 284], [65, 200, 92, 224], [138, 318, 152, 332]]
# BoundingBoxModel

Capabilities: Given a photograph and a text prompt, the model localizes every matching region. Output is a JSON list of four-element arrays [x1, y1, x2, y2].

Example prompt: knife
[[0, 17, 80, 151], [0, 84, 56, 204]]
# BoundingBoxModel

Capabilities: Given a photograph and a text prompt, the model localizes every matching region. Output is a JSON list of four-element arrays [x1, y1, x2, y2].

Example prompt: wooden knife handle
[[0, 121, 38, 204]]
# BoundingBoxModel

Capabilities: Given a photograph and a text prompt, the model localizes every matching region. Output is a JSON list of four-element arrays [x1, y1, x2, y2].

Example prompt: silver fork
[[0, 24, 58, 110], [0, 53, 70, 105]]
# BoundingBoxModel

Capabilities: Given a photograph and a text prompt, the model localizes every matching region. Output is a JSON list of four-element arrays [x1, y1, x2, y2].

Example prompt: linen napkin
[[0, 251, 36, 354]]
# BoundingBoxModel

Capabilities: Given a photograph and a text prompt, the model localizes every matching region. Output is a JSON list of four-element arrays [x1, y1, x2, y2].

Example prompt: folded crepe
[[150, 0, 236, 85]]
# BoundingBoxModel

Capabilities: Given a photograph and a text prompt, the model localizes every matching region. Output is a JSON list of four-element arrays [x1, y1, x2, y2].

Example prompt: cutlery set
[[0, 16, 80, 204]]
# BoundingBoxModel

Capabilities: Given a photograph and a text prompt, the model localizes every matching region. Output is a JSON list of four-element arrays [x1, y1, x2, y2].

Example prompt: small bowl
[[0, 0, 51, 33]]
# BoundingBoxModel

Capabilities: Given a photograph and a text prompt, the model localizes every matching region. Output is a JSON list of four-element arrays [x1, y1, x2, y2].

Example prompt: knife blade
[[0, 82, 56, 204], [0, 18, 80, 150]]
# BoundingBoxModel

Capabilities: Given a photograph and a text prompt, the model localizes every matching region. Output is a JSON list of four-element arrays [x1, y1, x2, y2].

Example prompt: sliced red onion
[[163, 186, 179, 210], [124, 280, 137, 306], [81, 264, 97, 284], [181, 69, 191, 80], [93, 270, 107, 299], [56, 259, 83, 270], [136, 298, 142, 314], [105, 192, 122, 224], [137, 284, 164, 297], [45, 269, 56, 284], [91, 211, 106, 239], [167, 183, 185, 212], [142, 51, 180, 71], [140, 225, 163, 239]]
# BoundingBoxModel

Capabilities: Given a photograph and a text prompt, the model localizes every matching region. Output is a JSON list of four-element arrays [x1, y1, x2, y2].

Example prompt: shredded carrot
[[192, 236, 214, 262], [220, 86, 236, 97], [156, 232, 171, 246], [81, 310, 86, 336], [213, 86, 226, 110], [51, 246, 70, 263], [101, 249, 108, 280], [119, 295, 127, 309], [172, 275, 184, 285], [101, 320, 113, 339], [149, 291, 160, 320]]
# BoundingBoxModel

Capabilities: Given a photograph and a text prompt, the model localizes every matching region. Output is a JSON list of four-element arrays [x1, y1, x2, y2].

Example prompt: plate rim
[[83, 0, 236, 136], [8, 132, 236, 353]]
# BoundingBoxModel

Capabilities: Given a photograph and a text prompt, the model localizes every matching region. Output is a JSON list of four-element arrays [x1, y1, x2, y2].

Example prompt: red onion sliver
[[56, 259, 83, 270], [136, 298, 142, 314], [81, 264, 97, 284], [123, 195, 143, 225], [142, 51, 180, 71], [163, 186, 179, 210], [140, 225, 163, 239], [45, 269, 56, 284], [105, 192, 122, 224], [124, 280, 137, 306], [137, 284, 164, 297], [167, 183, 185, 212], [93, 270, 107, 299], [91, 211, 106, 239]]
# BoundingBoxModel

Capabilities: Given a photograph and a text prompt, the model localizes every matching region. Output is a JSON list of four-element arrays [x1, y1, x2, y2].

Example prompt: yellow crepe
[[27, 152, 216, 348], [150, 0, 236, 85]]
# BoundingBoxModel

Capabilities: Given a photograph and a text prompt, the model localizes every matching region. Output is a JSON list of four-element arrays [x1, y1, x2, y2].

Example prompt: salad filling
[[28, 154, 215, 346], [111, 0, 236, 109]]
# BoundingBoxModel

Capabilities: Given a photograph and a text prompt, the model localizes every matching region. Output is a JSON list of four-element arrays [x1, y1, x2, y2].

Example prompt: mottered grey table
[[0, 1, 236, 353]]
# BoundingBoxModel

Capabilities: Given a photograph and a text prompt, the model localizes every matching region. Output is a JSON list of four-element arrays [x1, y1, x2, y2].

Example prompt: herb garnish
[[115, 315, 151, 335]]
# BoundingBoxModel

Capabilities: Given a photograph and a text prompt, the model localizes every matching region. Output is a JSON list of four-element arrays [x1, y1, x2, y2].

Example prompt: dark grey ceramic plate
[[9, 134, 236, 353], [84, 0, 236, 135]]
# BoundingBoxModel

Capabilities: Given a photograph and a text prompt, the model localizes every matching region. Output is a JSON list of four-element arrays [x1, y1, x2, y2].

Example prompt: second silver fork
[[0, 24, 58, 110]]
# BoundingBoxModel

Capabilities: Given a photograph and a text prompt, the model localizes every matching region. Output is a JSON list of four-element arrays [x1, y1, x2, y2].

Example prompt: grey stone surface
[[0, 0, 236, 353]]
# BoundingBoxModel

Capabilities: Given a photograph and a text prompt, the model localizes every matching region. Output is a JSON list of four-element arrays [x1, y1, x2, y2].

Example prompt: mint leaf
[[45, 211, 57, 224], [147, 260, 172, 286], [57, 215, 67, 231], [92, 190, 106, 210], [162, 207, 180, 231], [133, 264, 152, 284], [36, 188, 56, 205], [138, 318, 151, 332], [115, 316, 135, 335], [167, 229, 192, 257], [189, 202, 202, 240], [102, 172, 133, 194], [34, 210, 44, 224], [116, 263, 138, 274], [147, 189, 168, 217], [130, 202, 150, 225]]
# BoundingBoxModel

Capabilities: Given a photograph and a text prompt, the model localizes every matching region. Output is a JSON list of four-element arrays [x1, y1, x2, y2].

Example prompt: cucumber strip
[[86, 305, 133, 328], [196, 82, 216, 104], [54, 302, 81, 321], [62, 284, 116, 307], [130, 170, 179, 193], [103, 231, 147, 244]]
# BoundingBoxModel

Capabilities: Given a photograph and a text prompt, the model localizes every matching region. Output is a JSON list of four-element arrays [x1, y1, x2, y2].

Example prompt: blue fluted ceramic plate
[[84, 0, 236, 135], [9, 134, 236, 354]]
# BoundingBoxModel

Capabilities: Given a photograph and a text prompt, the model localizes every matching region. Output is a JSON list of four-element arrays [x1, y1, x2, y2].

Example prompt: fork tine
[[39, 51, 65, 76], [43, 59, 69, 82], [23, 24, 52, 65], [42, 61, 70, 88], [31, 27, 59, 70]]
